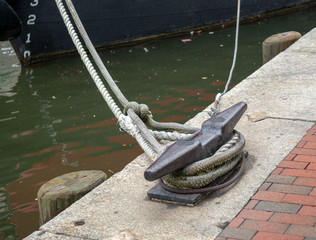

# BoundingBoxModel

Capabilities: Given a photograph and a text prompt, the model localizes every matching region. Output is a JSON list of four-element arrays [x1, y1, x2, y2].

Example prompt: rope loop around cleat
[[159, 151, 247, 194], [161, 130, 246, 192]]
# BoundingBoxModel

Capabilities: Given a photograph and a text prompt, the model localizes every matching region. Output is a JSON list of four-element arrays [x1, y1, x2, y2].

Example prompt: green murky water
[[0, 7, 315, 239]]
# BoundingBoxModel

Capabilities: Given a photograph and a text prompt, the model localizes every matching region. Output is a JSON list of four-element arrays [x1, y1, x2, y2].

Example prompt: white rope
[[64, 0, 198, 138], [212, 0, 241, 113], [56, 0, 121, 120], [55, 0, 198, 148], [55, 0, 158, 158], [150, 130, 192, 141]]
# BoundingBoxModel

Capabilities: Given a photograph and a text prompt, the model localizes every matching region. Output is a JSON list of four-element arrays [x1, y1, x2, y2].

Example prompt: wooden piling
[[37, 170, 107, 225], [262, 31, 301, 64]]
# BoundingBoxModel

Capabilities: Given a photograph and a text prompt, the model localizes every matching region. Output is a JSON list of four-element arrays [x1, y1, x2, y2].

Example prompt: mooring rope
[[211, 0, 241, 115], [55, 0, 161, 158], [63, 0, 198, 136]]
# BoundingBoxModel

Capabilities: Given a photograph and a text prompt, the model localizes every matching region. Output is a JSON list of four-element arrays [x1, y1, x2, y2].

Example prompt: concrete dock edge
[[24, 27, 316, 240]]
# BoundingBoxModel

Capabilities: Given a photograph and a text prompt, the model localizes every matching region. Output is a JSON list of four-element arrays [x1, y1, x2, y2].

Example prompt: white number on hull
[[30, 0, 39, 7], [24, 50, 31, 58], [27, 14, 36, 25], [26, 33, 31, 43]]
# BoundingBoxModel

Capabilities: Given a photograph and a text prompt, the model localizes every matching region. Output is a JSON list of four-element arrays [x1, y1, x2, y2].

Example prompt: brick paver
[[216, 125, 316, 240]]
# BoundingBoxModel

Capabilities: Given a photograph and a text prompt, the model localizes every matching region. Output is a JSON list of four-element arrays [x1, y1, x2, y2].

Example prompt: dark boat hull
[[0, 0, 22, 41], [6, 0, 315, 65]]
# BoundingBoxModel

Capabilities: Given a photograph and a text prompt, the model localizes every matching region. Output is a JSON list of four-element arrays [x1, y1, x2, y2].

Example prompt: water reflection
[[0, 43, 20, 98]]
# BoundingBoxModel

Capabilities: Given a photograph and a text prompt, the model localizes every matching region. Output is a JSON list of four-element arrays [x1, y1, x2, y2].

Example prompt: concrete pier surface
[[25, 27, 316, 240]]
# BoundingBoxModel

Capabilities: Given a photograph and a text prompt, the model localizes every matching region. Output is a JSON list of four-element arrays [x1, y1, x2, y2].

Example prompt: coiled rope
[[161, 131, 245, 190]]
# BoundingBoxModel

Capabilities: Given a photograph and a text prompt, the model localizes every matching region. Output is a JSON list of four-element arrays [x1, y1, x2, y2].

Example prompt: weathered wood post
[[37, 170, 107, 225], [262, 31, 301, 64]]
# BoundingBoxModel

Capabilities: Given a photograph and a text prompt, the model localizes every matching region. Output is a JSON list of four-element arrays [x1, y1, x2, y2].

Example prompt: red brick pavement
[[216, 124, 316, 240]]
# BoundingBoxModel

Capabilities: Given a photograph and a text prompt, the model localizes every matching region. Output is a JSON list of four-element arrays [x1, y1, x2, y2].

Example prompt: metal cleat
[[144, 102, 247, 181]]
